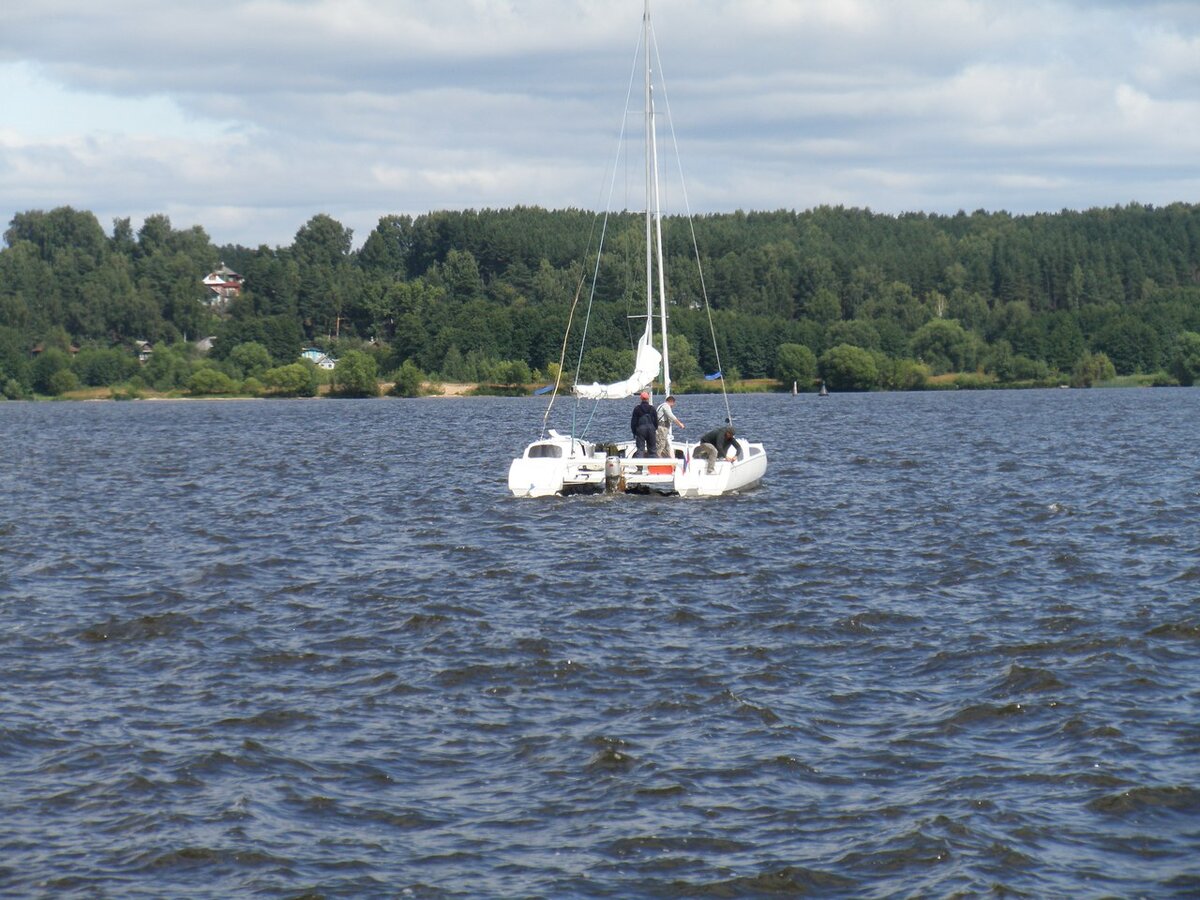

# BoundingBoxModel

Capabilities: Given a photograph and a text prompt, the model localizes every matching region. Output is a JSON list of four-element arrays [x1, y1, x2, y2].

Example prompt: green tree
[[15, 200, 1200, 397], [886, 358, 929, 391], [1071, 351, 1116, 387], [292, 213, 353, 269], [656, 332, 700, 390], [331, 349, 379, 397], [73, 347, 138, 386], [774, 342, 817, 387], [136, 214, 173, 257], [291, 214, 356, 338], [390, 359, 425, 397], [0, 326, 31, 388], [359, 214, 413, 277], [47, 368, 80, 396], [439, 345, 470, 381], [804, 287, 841, 324], [439, 249, 486, 303], [1011, 355, 1050, 382], [31, 348, 73, 394], [213, 315, 303, 366], [819, 343, 878, 391], [111, 216, 136, 256], [3, 378, 28, 400], [262, 362, 319, 397], [229, 341, 273, 379], [187, 367, 238, 395], [578, 346, 634, 384], [1044, 316, 1086, 372], [6, 207, 107, 264], [909, 319, 973, 374], [825, 319, 881, 351], [1092, 317, 1161, 374], [142, 344, 194, 391], [984, 339, 1015, 380], [260, 316, 305, 365], [1170, 331, 1200, 386], [498, 359, 531, 385]]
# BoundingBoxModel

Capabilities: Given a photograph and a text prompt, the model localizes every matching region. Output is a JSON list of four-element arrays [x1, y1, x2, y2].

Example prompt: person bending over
[[694, 425, 736, 474]]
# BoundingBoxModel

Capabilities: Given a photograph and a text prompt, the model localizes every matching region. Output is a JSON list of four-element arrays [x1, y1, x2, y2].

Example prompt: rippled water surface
[[2, 389, 1199, 898]]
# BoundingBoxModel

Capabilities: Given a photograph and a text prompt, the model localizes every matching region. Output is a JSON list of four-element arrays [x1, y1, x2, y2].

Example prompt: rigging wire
[[566, 26, 647, 441], [543, 9, 736, 442], [650, 24, 735, 429]]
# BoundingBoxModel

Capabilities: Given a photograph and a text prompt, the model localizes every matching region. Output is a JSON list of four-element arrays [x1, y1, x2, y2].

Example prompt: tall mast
[[645, 0, 671, 397], [643, 0, 654, 373]]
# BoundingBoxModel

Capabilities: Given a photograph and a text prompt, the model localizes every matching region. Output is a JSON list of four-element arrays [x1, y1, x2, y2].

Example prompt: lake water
[[2, 389, 1198, 898]]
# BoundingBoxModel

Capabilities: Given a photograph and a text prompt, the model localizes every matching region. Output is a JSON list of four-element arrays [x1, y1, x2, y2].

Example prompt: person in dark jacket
[[694, 424, 736, 473], [630, 391, 658, 457]]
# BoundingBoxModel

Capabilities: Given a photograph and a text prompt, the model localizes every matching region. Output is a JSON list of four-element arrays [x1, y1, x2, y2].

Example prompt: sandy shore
[[62, 382, 484, 401], [58, 379, 778, 402], [432, 382, 475, 396]]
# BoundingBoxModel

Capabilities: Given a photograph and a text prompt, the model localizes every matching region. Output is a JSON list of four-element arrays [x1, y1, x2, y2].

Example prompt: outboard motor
[[605, 455, 624, 494]]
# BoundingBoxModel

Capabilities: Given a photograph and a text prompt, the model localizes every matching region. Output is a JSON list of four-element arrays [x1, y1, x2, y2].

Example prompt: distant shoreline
[[39, 379, 786, 402], [12, 373, 1169, 404], [44, 382, 483, 402]]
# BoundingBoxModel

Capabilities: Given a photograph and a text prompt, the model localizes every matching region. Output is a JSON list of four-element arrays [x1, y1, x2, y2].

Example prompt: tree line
[[3, 201, 1200, 399]]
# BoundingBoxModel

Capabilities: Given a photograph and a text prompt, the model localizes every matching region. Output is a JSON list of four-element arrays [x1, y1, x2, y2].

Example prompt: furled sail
[[573, 335, 661, 400]]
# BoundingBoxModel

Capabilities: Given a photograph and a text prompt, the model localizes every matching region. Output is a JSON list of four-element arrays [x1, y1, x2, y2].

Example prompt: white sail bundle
[[573, 335, 661, 400]]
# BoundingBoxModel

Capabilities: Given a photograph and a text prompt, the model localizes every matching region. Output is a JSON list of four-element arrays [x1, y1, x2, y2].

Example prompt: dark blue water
[[2, 390, 1198, 898]]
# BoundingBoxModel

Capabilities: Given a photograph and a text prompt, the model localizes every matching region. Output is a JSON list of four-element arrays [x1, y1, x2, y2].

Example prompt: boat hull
[[509, 435, 766, 498], [507, 431, 605, 498], [620, 437, 766, 497]]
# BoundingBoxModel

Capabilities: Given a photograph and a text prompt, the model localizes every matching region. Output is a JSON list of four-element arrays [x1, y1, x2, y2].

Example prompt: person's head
[[640, 391, 649, 401], [665, 395, 676, 405], [725, 426, 735, 439]]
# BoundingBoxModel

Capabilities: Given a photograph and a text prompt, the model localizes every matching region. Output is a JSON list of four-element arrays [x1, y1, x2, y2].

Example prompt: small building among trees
[[300, 347, 337, 370], [202, 263, 244, 309]]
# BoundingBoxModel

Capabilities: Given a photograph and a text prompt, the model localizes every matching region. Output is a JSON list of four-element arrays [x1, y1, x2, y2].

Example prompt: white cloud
[[0, 62, 238, 141], [1, 0, 1199, 247]]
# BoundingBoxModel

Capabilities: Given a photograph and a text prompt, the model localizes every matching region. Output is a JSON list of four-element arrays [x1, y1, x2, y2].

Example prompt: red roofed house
[[202, 263, 244, 309]]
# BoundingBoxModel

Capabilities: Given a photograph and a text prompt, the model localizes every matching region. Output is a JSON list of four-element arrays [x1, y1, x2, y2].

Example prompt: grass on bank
[[27, 370, 1182, 402]]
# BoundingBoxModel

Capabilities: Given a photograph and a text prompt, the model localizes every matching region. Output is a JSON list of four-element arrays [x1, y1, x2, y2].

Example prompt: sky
[[2, 0, 1200, 250]]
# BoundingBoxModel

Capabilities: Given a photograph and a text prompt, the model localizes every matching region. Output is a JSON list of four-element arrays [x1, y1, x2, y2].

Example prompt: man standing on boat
[[631, 391, 658, 457], [694, 425, 736, 474], [656, 395, 684, 458]]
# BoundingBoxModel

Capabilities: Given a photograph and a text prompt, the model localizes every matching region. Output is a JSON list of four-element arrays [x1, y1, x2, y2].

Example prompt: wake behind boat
[[508, 0, 767, 498]]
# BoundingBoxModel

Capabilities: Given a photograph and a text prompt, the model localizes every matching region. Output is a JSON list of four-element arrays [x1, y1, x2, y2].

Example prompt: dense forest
[[3, 202, 1200, 399]]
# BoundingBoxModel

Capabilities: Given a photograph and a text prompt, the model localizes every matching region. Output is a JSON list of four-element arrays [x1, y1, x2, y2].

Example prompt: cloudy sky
[[3, 0, 1199, 249]]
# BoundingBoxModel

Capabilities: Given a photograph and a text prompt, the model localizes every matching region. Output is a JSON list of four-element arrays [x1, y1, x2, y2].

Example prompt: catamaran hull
[[619, 437, 767, 497], [508, 457, 606, 498], [507, 431, 606, 498], [508, 435, 766, 498]]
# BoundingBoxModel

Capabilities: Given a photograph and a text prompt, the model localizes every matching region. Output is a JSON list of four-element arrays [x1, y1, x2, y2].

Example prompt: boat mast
[[642, 0, 654, 393], [645, 0, 671, 398]]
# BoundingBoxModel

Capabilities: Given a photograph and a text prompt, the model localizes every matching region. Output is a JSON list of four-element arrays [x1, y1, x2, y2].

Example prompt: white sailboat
[[508, 0, 768, 498]]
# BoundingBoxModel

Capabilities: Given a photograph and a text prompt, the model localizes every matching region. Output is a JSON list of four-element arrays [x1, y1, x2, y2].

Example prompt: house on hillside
[[202, 263, 244, 309], [133, 340, 153, 364], [31, 342, 80, 357], [301, 347, 337, 370]]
